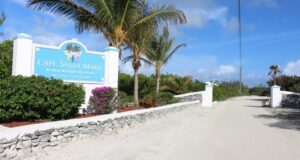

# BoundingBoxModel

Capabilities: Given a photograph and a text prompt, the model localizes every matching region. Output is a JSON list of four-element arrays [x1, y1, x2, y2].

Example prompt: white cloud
[[215, 65, 237, 76], [152, 0, 237, 31], [33, 27, 66, 46], [183, 7, 228, 28], [283, 60, 300, 76]]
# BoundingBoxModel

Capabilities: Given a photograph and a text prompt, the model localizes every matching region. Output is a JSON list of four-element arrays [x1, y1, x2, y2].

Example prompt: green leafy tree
[[28, 0, 186, 54], [268, 65, 281, 85], [145, 27, 186, 93], [0, 40, 13, 78]]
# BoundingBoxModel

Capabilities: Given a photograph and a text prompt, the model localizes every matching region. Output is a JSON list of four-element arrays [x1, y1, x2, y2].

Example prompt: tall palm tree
[[28, 0, 186, 55], [0, 12, 6, 36], [268, 65, 281, 85], [122, 27, 153, 107], [145, 27, 186, 93]]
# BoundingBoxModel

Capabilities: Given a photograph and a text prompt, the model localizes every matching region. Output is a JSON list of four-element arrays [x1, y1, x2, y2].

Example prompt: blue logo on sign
[[34, 41, 105, 83]]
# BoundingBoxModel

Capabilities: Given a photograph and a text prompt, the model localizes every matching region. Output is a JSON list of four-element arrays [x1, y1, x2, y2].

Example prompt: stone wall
[[282, 93, 300, 107], [0, 101, 199, 160], [175, 92, 203, 103]]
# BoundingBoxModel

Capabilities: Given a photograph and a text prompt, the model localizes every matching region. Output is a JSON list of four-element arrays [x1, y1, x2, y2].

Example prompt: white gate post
[[202, 83, 213, 107], [12, 33, 33, 76], [271, 85, 282, 108], [105, 47, 119, 89]]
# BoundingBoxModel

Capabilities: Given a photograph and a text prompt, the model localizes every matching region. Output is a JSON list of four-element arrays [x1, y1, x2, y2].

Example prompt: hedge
[[0, 76, 85, 122]]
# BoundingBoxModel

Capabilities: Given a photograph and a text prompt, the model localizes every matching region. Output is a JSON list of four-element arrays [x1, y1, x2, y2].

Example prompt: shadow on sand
[[245, 97, 300, 131], [254, 110, 300, 131]]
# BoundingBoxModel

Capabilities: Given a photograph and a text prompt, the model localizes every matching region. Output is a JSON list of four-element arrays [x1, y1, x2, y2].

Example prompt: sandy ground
[[28, 96, 300, 160]]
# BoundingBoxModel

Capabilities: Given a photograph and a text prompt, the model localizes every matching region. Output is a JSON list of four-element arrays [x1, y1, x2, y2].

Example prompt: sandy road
[[28, 96, 300, 160]]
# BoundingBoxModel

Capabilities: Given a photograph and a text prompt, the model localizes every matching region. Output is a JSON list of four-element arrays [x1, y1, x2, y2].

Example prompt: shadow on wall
[[282, 94, 300, 108], [254, 109, 300, 131]]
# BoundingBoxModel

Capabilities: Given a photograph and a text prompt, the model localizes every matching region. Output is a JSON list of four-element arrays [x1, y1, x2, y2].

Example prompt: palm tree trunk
[[156, 68, 161, 94], [134, 67, 140, 107]]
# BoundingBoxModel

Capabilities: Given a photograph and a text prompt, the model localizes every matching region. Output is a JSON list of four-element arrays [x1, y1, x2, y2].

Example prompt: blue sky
[[1, 0, 300, 87]]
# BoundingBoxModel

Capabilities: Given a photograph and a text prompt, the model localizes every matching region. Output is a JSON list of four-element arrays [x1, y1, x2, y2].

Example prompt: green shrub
[[118, 91, 133, 105], [0, 76, 85, 122], [249, 86, 270, 96], [144, 92, 178, 107], [213, 82, 242, 101]]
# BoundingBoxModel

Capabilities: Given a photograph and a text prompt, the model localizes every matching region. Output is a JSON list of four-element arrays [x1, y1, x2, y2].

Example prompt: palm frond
[[130, 5, 186, 32], [162, 43, 186, 64], [122, 55, 134, 64]]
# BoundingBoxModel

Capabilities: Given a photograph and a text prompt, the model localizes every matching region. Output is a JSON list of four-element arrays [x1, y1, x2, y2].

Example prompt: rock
[[50, 136, 57, 142], [39, 135, 51, 142], [32, 146, 42, 153], [16, 140, 32, 149], [77, 123, 88, 128], [0, 138, 18, 148], [22, 134, 33, 141], [5, 148, 17, 159], [17, 148, 32, 159], [51, 131, 59, 137], [63, 132, 72, 138], [56, 135, 64, 142], [10, 144, 16, 150], [50, 141, 60, 147], [88, 121, 96, 126], [39, 142, 50, 148]]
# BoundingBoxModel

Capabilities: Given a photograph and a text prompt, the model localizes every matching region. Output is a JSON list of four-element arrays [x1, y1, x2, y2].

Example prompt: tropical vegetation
[[0, 40, 13, 78], [268, 75, 300, 93], [89, 87, 118, 114], [0, 76, 85, 122], [268, 65, 281, 85], [28, 0, 186, 50], [145, 27, 186, 93], [28, 0, 187, 107]]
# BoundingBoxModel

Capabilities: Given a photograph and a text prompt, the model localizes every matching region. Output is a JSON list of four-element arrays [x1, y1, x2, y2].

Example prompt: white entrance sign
[[12, 33, 119, 111]]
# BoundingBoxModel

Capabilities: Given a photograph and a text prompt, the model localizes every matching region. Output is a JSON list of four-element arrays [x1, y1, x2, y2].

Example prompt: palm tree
[[160, 75, 192, 94], [145, 27, 186, 93], [268, 65, 281, 85], [122, 27, 153, 107], [0, 12, 6, 36], [28, 0, 186, 55]]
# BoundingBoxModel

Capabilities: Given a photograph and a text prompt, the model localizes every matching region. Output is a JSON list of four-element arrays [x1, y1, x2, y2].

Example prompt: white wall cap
[[272, 85, 280, 88], [14, 33, 32, 40]]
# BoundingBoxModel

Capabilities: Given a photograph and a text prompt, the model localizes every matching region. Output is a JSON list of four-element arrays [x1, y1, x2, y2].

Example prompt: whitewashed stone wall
[[175, 92, 203, 103], [271, 86, 300, 108], [281, 91, 300, 107], [175, 84, 213, 107], [0, 101, 199, 160]]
